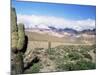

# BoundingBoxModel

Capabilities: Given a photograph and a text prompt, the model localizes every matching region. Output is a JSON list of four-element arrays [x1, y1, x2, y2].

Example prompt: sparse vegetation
[[57, 60, 95, 71], [13, 38, 96, 73], [68, 52, 82, 60], [24, 63, 42, 74], [47, 48, 56, 55], [76, 60, 96, 70], [82, 53, 92, 60], [31, 63, 41, 73], [47, 45, 96, 72]]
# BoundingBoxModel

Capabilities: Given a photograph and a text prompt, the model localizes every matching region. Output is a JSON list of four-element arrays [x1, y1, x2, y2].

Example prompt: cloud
[[17, 14, 95, 31]]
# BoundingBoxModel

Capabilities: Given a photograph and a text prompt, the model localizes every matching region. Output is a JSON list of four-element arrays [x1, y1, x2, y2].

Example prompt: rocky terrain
[[23, 28, 96, 73], [23, 44, 96, 73]]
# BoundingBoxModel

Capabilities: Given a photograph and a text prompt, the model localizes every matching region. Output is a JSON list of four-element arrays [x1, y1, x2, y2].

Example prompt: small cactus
[[48, 41, 51, 49]]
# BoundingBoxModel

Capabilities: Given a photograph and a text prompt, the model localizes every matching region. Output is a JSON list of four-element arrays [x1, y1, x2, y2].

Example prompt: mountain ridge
[[25, 25, 96, 35]]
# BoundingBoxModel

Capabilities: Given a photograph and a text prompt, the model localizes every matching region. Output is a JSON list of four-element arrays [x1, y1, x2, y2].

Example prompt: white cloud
[[17, 14, 95, 31]]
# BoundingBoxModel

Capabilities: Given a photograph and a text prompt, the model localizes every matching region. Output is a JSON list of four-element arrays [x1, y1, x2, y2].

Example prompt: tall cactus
[[11, 7, 25, 74], [17, 23, 25, 51], [11, 8, 18, 52]]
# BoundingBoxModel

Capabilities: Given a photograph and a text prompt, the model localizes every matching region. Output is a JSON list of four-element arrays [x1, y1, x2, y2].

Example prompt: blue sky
[[12, 0, 96, 20], [12, 0, 96, 31]]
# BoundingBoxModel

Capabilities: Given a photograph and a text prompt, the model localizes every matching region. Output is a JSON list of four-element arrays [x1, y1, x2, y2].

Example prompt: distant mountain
[[55, 27, 95, 35], [25, 25, 96, 35], [48, 26, 78, 34], [62, 28, 78, 34], [48, 26, 57, 30], [80, 29, 96, 35]]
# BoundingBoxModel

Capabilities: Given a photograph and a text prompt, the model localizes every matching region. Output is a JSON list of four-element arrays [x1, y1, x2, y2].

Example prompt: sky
[[12, 0, 96, 31]]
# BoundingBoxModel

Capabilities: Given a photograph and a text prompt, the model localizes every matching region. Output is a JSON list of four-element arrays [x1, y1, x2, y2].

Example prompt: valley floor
[[23, 31, 96, 73]]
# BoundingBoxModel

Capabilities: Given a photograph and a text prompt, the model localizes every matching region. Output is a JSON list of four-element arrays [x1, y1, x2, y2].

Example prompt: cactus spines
[[17, 23, 25, 51], [11, 8, 18, 52], [11, 32, 18, 52], [11, 8, 18, 32], [11, 8, 25, 52]]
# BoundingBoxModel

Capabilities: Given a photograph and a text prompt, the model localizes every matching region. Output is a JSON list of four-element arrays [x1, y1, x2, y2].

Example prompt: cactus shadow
[[22, 35, 28, 53]]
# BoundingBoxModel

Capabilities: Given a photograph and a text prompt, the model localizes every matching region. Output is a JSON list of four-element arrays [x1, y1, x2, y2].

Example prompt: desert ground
[[23, 31, 96, 73]]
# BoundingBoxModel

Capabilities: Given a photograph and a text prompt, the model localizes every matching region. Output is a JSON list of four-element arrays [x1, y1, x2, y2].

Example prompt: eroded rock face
[[23, 49, 40, 69]]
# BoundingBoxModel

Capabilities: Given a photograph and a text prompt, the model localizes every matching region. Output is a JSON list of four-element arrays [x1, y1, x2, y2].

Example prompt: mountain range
[[25, 25, 96, 36]]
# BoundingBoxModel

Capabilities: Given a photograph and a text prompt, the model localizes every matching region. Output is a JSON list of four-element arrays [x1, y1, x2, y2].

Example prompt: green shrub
[[24, 63, 41, 74], [31, 63, 41, 73], [57, 60, 96, 71], [68, 52, 82, 60], [47, 48, 55, 55], [76, 60, 96, 70], [57, 62, 76, 71], [82, 53, 92, 60]]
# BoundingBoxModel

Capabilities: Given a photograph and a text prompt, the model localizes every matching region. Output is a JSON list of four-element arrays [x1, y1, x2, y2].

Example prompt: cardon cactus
[[17, 23, 25, 51], [11, 8, 18, 52], [11, 8, 25, 52], [48, 41, 51, 49], [11, 7, 25, 74]]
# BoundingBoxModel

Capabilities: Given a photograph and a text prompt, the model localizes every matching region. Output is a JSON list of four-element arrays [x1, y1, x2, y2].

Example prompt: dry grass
[[25, 31, 95, 50], [24, 31, 96, 73]]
